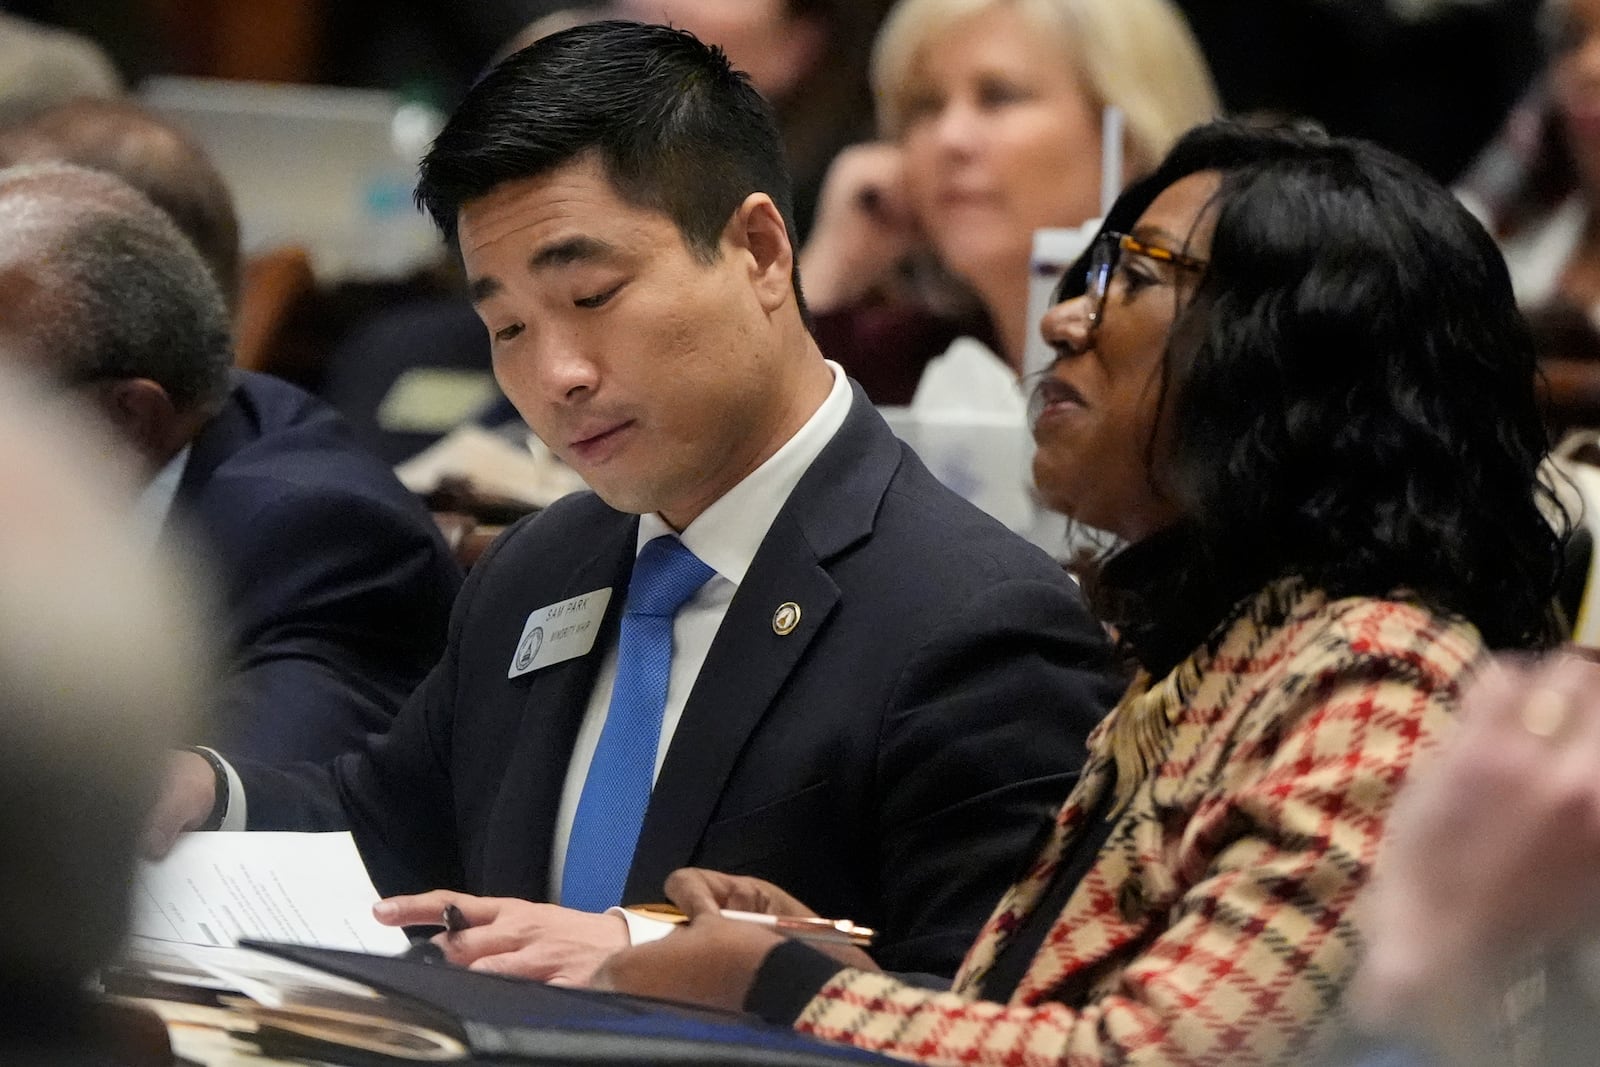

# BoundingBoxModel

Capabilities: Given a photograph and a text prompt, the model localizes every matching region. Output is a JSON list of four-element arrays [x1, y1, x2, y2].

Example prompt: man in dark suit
[[149, 21, 1118, 984], [169, 370, 465, 760], [0, 162, 462, 763]]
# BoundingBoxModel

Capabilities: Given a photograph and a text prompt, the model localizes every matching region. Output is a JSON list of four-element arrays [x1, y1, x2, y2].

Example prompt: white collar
[[132, 444, 192, 554], [635, 360, 851, 583]]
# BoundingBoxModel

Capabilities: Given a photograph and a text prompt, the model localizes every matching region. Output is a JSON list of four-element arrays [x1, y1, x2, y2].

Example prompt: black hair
[[416, 20, 806, 314], [1064, 121, 1564, 655]]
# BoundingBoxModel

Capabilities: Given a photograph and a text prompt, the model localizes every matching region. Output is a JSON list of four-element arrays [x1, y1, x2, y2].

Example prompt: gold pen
[[626, 903, 876, 947]]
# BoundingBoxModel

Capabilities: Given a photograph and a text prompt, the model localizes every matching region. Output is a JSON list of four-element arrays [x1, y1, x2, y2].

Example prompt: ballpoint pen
[[398, 902, 471, 963], [626, 904, 876, 947]]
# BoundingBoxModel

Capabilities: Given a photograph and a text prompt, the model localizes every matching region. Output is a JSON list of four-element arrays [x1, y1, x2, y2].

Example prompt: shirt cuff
[[607, 907, 675, 946], [195, 746, 248, 831], [743, 939, 847, 1026]]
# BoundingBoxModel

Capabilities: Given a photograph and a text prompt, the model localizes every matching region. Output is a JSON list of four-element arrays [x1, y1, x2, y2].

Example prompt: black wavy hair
[[415, 19, 806, 317], [1065, 121, 1565, 657]]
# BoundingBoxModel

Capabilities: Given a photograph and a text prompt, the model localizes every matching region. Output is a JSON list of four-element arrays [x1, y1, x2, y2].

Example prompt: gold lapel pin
[[772, 602, 802, 636]]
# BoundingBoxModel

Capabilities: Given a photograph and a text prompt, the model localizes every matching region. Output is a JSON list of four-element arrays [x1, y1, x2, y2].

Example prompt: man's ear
[[92, 378, 185, 467], [726, 193, 795, 315]]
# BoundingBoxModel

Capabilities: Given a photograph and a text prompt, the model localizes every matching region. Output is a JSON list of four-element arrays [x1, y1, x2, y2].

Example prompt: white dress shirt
[[549, 361, 852, 900], [139, 447, 255, 831], [132, 445, 191, 554], [212, 362, 855, 889]]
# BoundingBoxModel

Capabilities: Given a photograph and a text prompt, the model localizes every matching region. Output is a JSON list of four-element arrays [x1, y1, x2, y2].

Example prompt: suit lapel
[[167, 375, 248, 529], [623, 519, 839, 900], [479, 516, 638, 900], [622, 386, 900, 901]]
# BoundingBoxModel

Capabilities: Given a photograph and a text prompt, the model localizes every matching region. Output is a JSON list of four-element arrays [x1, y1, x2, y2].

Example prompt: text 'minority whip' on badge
[[508, 587, 614, 678]]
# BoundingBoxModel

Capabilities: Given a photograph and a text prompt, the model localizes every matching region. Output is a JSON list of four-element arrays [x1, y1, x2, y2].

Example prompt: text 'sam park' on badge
[[508, 588, 613, 679]]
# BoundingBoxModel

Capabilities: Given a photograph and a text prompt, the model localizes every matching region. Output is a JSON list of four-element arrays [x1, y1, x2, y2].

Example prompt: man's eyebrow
[[467, 236, 619, 305], [529, 235, 619, 271]]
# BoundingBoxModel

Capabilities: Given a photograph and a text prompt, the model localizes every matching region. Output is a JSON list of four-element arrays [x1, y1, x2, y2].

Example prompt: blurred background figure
[[0, 11, 120, 124], [0, 359, 212, 1066], [1453, 0, 1600, 587], [1176, 0, 1542, 186], [1458, 0, 1600, 470], [1342, 654, 1600, 1066], [1464, 0, 1600, 323], [609, 0, 892, 240], [800, 0, 1220, 405], [0, 162, 461, 764], [0, 95, 336, 388], [0, 97, 242, 311]]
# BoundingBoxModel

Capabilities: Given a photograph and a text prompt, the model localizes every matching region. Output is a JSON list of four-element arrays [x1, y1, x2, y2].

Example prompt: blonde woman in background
[[805, 0, 1219, 403], [1471, 0, 1600, 318]]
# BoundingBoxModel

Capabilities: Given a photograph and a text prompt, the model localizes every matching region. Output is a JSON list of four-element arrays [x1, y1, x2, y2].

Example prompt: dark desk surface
[[137, 942, 899, 1067]]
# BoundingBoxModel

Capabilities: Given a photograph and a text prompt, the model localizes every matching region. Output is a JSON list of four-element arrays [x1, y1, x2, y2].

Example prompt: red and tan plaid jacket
[[794, 580, 1482, 1066]]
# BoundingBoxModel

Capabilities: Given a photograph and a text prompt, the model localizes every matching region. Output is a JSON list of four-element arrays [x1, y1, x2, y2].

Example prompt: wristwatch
[[185, 745, 230, 831]]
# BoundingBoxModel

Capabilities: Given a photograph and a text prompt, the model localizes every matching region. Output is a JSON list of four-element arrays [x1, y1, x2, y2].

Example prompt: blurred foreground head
[[0, 362, 212, 997]]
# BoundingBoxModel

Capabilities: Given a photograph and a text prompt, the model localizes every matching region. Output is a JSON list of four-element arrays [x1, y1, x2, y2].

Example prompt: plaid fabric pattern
[[795, 580, 1482, 1066]]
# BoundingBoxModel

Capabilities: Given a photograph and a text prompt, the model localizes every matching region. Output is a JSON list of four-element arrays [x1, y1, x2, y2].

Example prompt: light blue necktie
[[561, 535, 715, 912]]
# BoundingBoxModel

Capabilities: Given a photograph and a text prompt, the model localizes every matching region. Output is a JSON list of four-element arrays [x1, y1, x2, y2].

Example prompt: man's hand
[[141, 749, 219, 859], [373, 891, 627, 986]]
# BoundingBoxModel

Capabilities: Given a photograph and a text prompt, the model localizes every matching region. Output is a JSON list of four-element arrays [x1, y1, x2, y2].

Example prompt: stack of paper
[[132, 831, 409, 954], [120, 833, 470, 1061]]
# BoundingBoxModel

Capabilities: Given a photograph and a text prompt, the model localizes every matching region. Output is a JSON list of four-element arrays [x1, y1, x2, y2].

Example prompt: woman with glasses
[[593, 121, 1565, 1065]]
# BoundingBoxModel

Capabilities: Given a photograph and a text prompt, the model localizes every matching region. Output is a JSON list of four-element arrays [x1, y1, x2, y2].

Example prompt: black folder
[[242, 940, 897, 1066]]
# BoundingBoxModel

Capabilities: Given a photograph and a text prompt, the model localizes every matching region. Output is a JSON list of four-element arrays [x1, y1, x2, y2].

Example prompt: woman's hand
[[662, 869, 878, 970], [592, 910, 784, 1009], [797, 142, 921, 312], [661, 867, 815, 916], [592, 868, 878, 1009]]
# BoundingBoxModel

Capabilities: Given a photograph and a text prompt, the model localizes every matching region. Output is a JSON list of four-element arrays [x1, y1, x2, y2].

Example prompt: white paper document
[[132, 831, 410, 954], [122, 936, 382, 1008]]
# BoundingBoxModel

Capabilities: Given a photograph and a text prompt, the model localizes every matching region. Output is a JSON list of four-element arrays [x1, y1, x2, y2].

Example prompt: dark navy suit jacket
[[172, 371, 462, 763], [240, 385, 1119, 975]]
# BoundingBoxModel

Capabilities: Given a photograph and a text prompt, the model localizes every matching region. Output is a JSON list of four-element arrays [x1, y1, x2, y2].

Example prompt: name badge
[[508, 587, 613, 679]]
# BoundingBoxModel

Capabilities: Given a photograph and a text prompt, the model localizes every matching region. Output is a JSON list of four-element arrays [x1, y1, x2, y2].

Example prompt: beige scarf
[[1104, 650, 1206, 816]]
